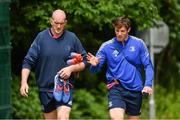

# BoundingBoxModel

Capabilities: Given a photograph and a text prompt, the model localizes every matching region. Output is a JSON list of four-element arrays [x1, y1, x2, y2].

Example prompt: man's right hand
[[86, 52, 100, 66], [21, 68, 30, 97], [20, 82, 29, 97]]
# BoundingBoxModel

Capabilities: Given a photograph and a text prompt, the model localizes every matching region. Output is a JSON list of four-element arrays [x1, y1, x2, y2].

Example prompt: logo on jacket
[[112, 50, 119, 57], [109, 101, 113, 107], [129, 46, 136, 52]]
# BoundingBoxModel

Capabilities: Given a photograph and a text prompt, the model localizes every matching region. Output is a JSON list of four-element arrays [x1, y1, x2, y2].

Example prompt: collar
[[49, 28, 64, 39], [114, 36, 130, 46]]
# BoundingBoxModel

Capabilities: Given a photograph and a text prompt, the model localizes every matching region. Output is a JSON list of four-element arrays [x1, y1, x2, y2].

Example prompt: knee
[[57, 112, 70, 120], [57, 106, 71, 120], [109, 108, 124, 120], [110, 115, 124, 120], [57, 115, 68, 120]]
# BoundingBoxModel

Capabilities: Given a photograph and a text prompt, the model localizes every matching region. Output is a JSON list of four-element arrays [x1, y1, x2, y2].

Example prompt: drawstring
[[107, 80, 119, 89]]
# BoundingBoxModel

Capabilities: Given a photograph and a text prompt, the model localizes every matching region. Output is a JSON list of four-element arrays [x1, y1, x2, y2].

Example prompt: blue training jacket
[[90, 35, 154, 91], [22, 28, 87, 92]]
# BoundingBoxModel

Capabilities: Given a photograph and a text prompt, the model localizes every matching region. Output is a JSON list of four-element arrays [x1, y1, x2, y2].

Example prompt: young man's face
[[114, 26, 130, 42]]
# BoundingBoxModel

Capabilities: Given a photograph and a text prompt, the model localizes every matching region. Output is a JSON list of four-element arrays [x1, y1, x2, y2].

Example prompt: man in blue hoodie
[[87, 16, 154, 120], [20, 9, 87, 119]]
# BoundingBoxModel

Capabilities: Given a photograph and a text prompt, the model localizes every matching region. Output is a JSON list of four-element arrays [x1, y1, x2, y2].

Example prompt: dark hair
[[112, 16, 131, 29]]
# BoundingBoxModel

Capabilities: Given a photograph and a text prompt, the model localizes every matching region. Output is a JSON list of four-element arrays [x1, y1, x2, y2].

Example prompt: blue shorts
[[39, 90, 73, 113], [108, 83, 142, 116]]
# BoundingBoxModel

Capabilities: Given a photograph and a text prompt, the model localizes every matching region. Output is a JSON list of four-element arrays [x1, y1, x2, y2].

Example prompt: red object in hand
[[67, 52, 83, 65]]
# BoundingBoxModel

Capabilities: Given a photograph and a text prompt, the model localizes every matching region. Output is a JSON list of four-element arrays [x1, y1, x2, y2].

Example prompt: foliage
[[12, 74, 43, 119], [155, 85, 180, 119], [71, 89, 108, 119], [154, 0, 180, 91], [15, 0, 161, 30], [140, 85, 180, 119], [12, 73, 180, 119], [60, 0, 161, 30]]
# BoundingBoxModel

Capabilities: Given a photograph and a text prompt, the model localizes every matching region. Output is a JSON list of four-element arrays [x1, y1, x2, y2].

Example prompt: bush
[[140, 85, 180, 119], [12, 74, 43, 119], [71, 88, 109, 119], [12, 74, 180, 119], [155, 85, 180, 119]]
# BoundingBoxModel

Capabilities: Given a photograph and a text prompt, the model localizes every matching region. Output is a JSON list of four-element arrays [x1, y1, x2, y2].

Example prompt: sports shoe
[[53, 74, 64, 102], [62, 81, 71, 103], [67, 52, 83, 65], [69, 52, 80, 58]]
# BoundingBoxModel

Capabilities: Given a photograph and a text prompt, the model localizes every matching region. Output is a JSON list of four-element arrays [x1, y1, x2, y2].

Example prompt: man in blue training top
[[20, 9, 87, 119], [87, 16, 154, 120]]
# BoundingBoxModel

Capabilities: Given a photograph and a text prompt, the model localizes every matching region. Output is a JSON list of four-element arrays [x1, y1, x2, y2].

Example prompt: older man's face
[[50, 11, 67, 35]]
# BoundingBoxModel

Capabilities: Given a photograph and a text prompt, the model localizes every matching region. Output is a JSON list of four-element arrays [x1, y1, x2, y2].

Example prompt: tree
[[155, 0, 180, 91]]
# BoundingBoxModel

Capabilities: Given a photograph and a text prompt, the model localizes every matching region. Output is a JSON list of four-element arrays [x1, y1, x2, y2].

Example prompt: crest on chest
[[112, 49, 119, 57], [129, 46, 136, 52]]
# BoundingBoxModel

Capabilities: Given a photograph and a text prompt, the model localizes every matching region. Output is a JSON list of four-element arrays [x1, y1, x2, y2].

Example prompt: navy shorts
[[39, 90, 73, 113], [108, 83, 142, 116]]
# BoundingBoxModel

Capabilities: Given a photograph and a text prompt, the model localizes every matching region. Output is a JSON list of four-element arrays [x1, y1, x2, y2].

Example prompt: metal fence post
[[0, 0, 11, 118]]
